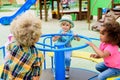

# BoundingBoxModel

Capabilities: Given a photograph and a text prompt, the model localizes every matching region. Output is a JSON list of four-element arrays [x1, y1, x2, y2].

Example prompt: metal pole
[[54, 42, 65, 80]]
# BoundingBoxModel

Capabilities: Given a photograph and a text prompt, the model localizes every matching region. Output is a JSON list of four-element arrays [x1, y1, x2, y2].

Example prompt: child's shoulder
[[7, 42, 17, 50]]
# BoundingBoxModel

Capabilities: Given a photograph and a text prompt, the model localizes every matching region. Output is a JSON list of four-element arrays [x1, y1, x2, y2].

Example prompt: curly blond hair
[[10, 11, 42, 47]]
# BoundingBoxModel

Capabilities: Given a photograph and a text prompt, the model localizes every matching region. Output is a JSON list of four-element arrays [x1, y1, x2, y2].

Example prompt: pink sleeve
[[104, 44, 118, 55]]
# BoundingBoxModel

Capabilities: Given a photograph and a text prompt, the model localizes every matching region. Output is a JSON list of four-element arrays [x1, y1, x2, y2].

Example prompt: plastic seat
[[0, 65, 4, 75], [47, 51, 103, 63]]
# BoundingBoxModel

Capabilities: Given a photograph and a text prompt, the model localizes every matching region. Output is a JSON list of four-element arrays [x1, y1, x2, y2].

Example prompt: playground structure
[[39, 0, 120, 23], [0, 33, 120, 80], [39, 0, 51, 21], [91, 0, 120, 31], [92, 9, 120, 31], [39, 0, 91, 22]]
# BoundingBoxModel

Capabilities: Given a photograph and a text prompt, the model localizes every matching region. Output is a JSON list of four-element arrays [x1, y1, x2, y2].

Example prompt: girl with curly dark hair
[[87, 21, 120, 80]]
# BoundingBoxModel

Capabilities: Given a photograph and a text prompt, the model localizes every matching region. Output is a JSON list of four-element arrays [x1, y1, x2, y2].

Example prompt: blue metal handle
[[37, 34, 91, 51], [0, 46, 5, 58]]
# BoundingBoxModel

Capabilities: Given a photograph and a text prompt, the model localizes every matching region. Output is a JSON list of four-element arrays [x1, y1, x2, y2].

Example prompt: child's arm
[[32, 52, 44, 80], [87, 42, 110, 58]]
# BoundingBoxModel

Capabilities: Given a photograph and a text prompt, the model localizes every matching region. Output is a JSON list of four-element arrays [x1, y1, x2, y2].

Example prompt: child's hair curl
[[10, 11, 42, 47], [102, 21, 120, 47]]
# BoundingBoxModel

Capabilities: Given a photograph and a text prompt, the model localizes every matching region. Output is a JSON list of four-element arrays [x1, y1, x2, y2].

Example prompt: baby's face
[[61, 23, 71, 32]]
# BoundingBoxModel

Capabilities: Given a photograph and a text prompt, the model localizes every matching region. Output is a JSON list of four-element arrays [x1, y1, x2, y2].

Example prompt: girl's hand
[[74, 34, 80, 41], [86, 42, 94, 47], [90, 54, 101, 58]]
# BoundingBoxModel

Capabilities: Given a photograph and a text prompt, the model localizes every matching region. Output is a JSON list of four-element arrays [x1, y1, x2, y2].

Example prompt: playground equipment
[[89, 0, 120, 16], [40, 0, 91, 22], [92, 8, 120, 31], [0, 33, 120, 80], [0, 0, 37, 25], [90, 0, 120, 31], [39, 0, 51, 21], [0, 46, 5, 59], [36, 34, 120, 80], [36, 33, 98, 80]]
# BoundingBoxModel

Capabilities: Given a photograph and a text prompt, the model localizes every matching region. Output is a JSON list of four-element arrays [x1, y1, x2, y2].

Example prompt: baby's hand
[[52, 36, 60, 42], [74, 34, 80, 41]]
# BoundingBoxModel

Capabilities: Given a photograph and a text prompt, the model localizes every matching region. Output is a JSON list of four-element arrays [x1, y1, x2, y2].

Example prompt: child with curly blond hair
[[1, 11, 43, 80]]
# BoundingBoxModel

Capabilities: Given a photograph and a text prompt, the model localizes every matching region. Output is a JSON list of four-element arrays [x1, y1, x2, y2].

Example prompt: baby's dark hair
[[102, 21, 120, 47]]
